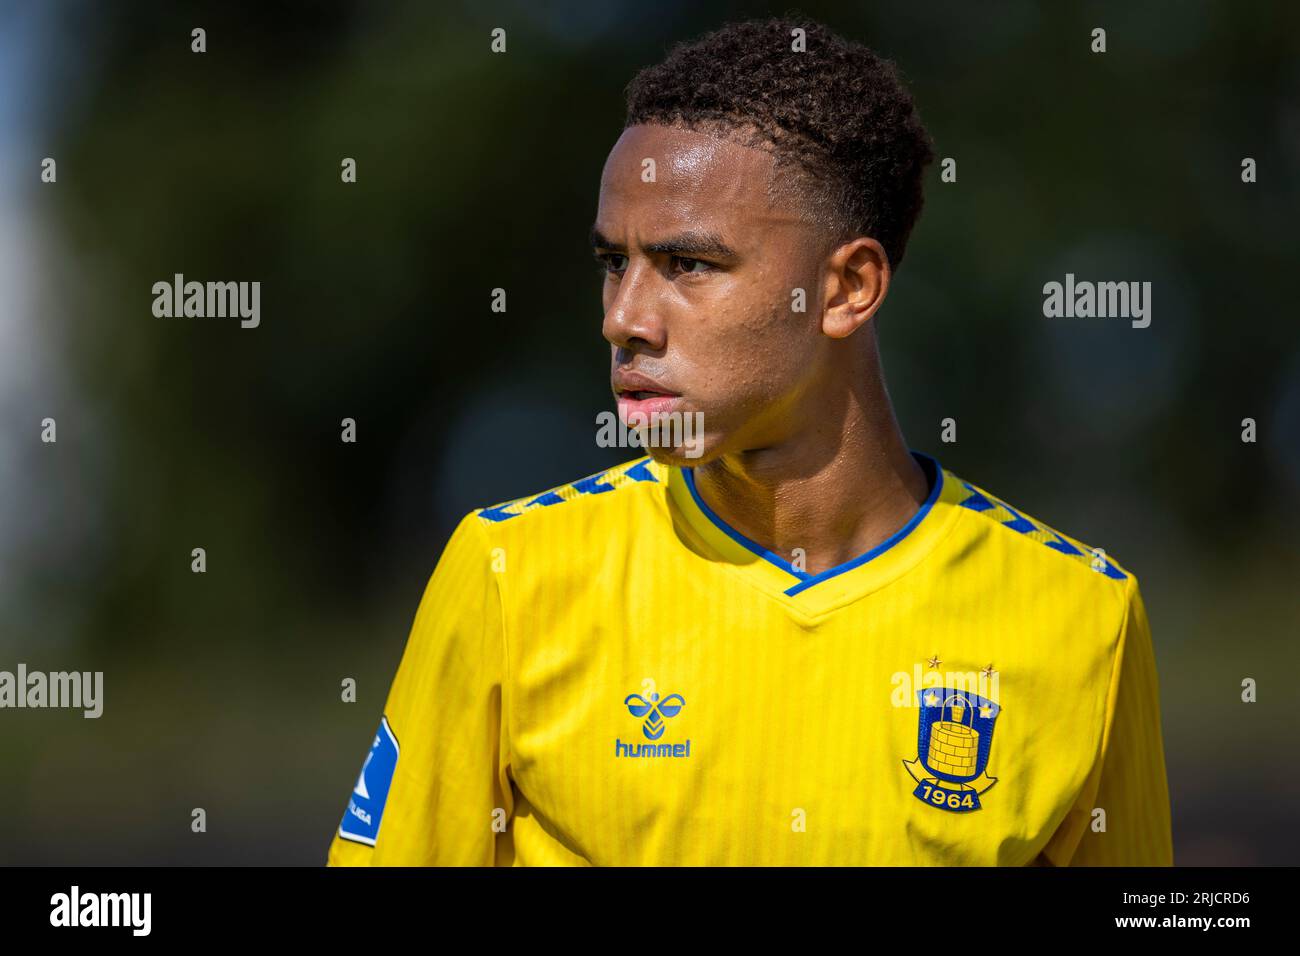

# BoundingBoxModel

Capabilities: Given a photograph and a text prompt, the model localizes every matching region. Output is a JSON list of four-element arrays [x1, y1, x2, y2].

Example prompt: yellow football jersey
[[326, 452, 1172, 866]]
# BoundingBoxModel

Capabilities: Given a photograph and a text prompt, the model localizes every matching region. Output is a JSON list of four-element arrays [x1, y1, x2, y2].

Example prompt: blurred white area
[[0, 3, 88, 649]]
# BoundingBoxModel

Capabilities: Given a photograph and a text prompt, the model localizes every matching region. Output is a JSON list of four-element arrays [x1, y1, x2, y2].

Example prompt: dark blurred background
[[0, 0, 1296, 864]]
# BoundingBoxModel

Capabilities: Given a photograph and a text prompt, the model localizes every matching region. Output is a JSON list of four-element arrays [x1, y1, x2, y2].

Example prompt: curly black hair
[[624, 15, 933, 270]]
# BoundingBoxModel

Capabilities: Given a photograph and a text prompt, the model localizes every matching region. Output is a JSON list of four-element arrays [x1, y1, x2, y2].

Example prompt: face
[[592, 123, 876, 466]]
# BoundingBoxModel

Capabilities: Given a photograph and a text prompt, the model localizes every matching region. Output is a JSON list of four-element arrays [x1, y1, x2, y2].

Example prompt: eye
[[595, 252, 627, 276], [671, 256, 713, 275]]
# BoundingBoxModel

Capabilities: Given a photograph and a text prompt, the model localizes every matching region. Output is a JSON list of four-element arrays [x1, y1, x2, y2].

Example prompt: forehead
[[597, 123, 802, 240]]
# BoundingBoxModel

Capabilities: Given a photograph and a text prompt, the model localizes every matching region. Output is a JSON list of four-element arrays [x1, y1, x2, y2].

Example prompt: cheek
[[688, 308, 816, 410]]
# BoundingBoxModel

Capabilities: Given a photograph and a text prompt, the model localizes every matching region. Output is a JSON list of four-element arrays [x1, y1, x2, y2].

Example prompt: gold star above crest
[[924, 692, 939, 707], [979, 705, 993, 718], [981, 662, 996, 678], [926, 654, 942, 669]]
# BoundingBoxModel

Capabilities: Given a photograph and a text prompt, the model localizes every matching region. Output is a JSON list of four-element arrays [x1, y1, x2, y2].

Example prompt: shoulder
[[425, 457, 668, 602], [944, 466, 1139, 604], [466, 455, 669, 538]]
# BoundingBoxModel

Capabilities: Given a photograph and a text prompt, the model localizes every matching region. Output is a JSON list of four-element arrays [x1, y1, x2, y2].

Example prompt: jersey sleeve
[[1039, 577, 1174, 866], [326, 510, 513, 866]]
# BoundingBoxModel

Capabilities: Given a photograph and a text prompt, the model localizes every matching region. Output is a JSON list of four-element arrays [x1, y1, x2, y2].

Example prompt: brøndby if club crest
[[902, 687, 1001, 812]]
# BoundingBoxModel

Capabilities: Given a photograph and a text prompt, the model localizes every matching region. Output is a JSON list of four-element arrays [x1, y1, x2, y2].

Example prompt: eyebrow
[[589, 226, 739, 260]]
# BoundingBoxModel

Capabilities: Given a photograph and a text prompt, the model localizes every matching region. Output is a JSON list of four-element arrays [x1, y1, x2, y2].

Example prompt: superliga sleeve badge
[[902, 688, 1001, 812]]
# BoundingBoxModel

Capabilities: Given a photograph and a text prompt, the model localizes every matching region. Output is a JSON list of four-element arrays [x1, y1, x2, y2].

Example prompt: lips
[[612, 370, 682, 421], [612, 370, 679, 400]]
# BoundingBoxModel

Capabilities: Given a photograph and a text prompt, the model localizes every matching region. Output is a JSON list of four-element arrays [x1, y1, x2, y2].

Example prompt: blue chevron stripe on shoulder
[[624, 458, 658, 483], [571, 472, 617, 495], [476, 458, 659, 523], [958, 485, 995, 512], [478, 503, 523, 523], [957, 480, 1127, 580]]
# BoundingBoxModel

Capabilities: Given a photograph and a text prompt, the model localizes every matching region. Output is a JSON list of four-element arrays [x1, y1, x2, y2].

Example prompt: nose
[[601, 260, 667, 353]]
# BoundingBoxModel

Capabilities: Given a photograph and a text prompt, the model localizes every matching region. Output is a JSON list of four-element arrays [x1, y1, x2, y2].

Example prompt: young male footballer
[[328, 17, 1173, 866]]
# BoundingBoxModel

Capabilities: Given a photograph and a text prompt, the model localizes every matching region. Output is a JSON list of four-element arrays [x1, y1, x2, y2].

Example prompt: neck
[[691, 346, 928, 577]]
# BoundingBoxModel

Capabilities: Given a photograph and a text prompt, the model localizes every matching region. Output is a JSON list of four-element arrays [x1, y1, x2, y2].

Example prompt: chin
[[617, 401, 734, 466], [642, 442, 721, 468]]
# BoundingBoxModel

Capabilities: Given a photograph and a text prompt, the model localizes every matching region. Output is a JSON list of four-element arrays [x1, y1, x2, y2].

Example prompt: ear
[[821, 237, 891, 339]]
